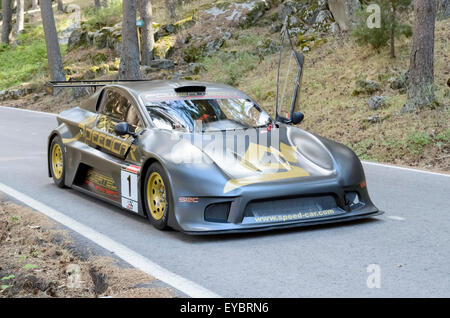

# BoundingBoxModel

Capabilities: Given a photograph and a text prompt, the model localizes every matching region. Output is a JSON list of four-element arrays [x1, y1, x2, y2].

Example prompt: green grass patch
[[82, 0, 122, 29], [202, 51, 259, 86]]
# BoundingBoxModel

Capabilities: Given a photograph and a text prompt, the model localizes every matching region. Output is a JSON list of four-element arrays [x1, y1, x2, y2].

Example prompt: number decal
[[121, 167, 139, 213], [127, 175, 131, 197]]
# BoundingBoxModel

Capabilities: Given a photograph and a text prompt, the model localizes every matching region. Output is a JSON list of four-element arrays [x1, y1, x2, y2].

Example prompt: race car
[[47, 26, 382, 234]]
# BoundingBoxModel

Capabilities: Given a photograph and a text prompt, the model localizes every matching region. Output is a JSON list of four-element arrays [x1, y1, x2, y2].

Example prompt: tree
[[94, 0, 107, 9], [1, 0, 13, 44], [402, 0, 436, 112], [165, 0, 176, 22], [16, 0, 25, 34], [139, 0, 154, 65], [352, 0, 412, 58], [119, 0, 141, 80], [57, 0, 64, 13], [31, 0, 38, 10], [40, 0, 65, 89]]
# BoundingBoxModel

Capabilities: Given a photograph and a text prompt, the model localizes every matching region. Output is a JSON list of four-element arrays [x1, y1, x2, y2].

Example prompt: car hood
[[183, 125, 336, 192]]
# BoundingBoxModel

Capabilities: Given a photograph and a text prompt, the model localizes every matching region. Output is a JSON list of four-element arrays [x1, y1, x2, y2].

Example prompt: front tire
[[49, 136, 66, 188], [143, 162, 171, 230]]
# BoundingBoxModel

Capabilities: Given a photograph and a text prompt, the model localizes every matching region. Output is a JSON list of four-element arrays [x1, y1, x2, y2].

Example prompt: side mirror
[[114, 122, 137, 138], [275, 112, 304, 125], [291, 112, 304, 125]]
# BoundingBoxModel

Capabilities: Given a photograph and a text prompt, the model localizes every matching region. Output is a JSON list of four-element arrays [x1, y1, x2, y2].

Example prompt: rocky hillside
[[1, 0, 449, 171]]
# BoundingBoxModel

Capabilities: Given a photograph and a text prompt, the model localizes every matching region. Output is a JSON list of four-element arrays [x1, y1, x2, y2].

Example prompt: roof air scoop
[[174, 86, 207, 94]]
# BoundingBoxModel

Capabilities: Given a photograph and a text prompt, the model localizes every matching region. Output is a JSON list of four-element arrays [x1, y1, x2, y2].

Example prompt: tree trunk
[[165, 0, 176, 22], [1, 0, 13, 44], [139, 0, 154, 65], [95, 0, 109, 8], [40, 0, 65, 89], [402, 0, 436, 112], [31, 0, 38, 10], [16, 0, 25, 34], [119, 0, 142, 80], [390, 4, 396, 58], [57, 0, 64, 12]]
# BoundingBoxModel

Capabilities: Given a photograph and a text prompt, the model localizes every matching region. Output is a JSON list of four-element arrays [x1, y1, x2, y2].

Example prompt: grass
[[0, 27, 48, 89]]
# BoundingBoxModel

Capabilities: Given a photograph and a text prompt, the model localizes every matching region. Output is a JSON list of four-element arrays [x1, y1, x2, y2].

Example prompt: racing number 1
[[121, 169, 138, 213], [127, 175, 131, 197]]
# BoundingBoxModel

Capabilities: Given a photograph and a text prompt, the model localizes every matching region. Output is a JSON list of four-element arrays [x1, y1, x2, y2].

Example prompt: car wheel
[[49, 136, 66, 188], [144, 162, 171, 230]]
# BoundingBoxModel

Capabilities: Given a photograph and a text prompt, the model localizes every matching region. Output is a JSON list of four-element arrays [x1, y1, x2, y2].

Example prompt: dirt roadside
[[0, 196, 177, 298]]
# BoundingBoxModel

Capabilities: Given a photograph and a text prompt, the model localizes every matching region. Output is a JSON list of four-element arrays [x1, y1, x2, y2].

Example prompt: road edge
[[0, 181, 221, 298]]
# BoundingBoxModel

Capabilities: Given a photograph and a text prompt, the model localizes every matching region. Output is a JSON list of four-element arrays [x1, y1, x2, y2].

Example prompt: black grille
[[244, 195, 337, 218]]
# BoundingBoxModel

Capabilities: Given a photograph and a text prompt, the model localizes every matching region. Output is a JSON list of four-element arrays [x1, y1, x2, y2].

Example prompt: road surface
[[0, 106, 449, 297]]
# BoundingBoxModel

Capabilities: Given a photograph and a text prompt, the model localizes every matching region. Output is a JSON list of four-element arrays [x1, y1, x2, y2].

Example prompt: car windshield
[[145, 99, 271, 132]]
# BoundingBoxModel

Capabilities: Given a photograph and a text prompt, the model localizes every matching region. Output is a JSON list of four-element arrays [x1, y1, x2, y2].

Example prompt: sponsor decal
[[85, 170, 118, 197], [223, 142, 309, 193], [178, 197, 199, 203], [253, 209, 339, 223]]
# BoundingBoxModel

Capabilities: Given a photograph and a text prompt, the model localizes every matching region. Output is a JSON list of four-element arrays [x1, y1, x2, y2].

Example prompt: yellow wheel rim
[[147, 172, 166, 221], [51, 143, 64, 180]]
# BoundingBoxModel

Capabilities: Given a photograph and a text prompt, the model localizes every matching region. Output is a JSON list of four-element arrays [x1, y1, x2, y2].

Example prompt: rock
[[353, 79, 380, 95], [389, 71, 409, 94], [187, 63, 203, 75], [68, 29, 88, 51], [200, 0, 267, 29], [368, 96, 387, 110], [315, 10, 333, 24], [0, 90, 10, 101], [155, 16, 196, 39], [149, 59, 175, 69], [255, 38, 278, 56], [205, 38, 225, 55], [83, 64, 110, 80], [328, 0, 361, 31], [153, 35, 177, 59], [93, 27, 115, 49], [330, 22, 340, 34], [365, 115, 382, 123], [181, 43, 206, 63]]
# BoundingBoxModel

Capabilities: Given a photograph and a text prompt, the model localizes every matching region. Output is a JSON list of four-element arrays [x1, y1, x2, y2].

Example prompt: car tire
[[49, 136, 66, 188], [143, 162, 171, 230]]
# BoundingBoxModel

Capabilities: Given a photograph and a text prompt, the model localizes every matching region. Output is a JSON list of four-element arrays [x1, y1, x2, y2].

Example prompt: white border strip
[[362, 161, 449, 178], [0, 182, 220, 298], [0, 105, 57, 116]]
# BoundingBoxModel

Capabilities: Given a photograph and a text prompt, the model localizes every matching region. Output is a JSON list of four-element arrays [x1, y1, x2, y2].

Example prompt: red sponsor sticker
[[126, 165, 141, 174]]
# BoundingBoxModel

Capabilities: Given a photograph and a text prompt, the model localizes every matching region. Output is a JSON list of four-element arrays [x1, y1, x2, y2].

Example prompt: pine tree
[[119, 0, 142, 80], [352, 0, 412, 58]]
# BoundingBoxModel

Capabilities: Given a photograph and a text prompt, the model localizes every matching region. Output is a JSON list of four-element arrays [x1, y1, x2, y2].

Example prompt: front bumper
[[171, 176, 382, 234]]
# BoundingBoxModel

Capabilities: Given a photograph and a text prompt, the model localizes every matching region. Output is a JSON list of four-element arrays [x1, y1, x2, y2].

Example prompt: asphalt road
[[0, 106, 449, 297]]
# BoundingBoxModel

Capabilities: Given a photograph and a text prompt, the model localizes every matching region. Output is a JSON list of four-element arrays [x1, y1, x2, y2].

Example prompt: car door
[[275, 20, 305, 123], [92, 88, 144, 162]]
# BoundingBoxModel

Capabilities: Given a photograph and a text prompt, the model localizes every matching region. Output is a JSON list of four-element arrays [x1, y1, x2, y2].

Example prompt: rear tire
[[143, 162, 171, 230], [49, 136, 66, 188]]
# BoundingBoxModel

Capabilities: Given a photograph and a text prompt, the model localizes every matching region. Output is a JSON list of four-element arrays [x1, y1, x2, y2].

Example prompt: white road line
[[0, 106, 57, 117], [0, 182, 221, 298], [386, 216, 406, 221], [362, 161, 449, 177]]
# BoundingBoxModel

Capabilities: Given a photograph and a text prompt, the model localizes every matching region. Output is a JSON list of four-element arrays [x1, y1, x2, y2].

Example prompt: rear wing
[[46, 79, 151, 94]]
